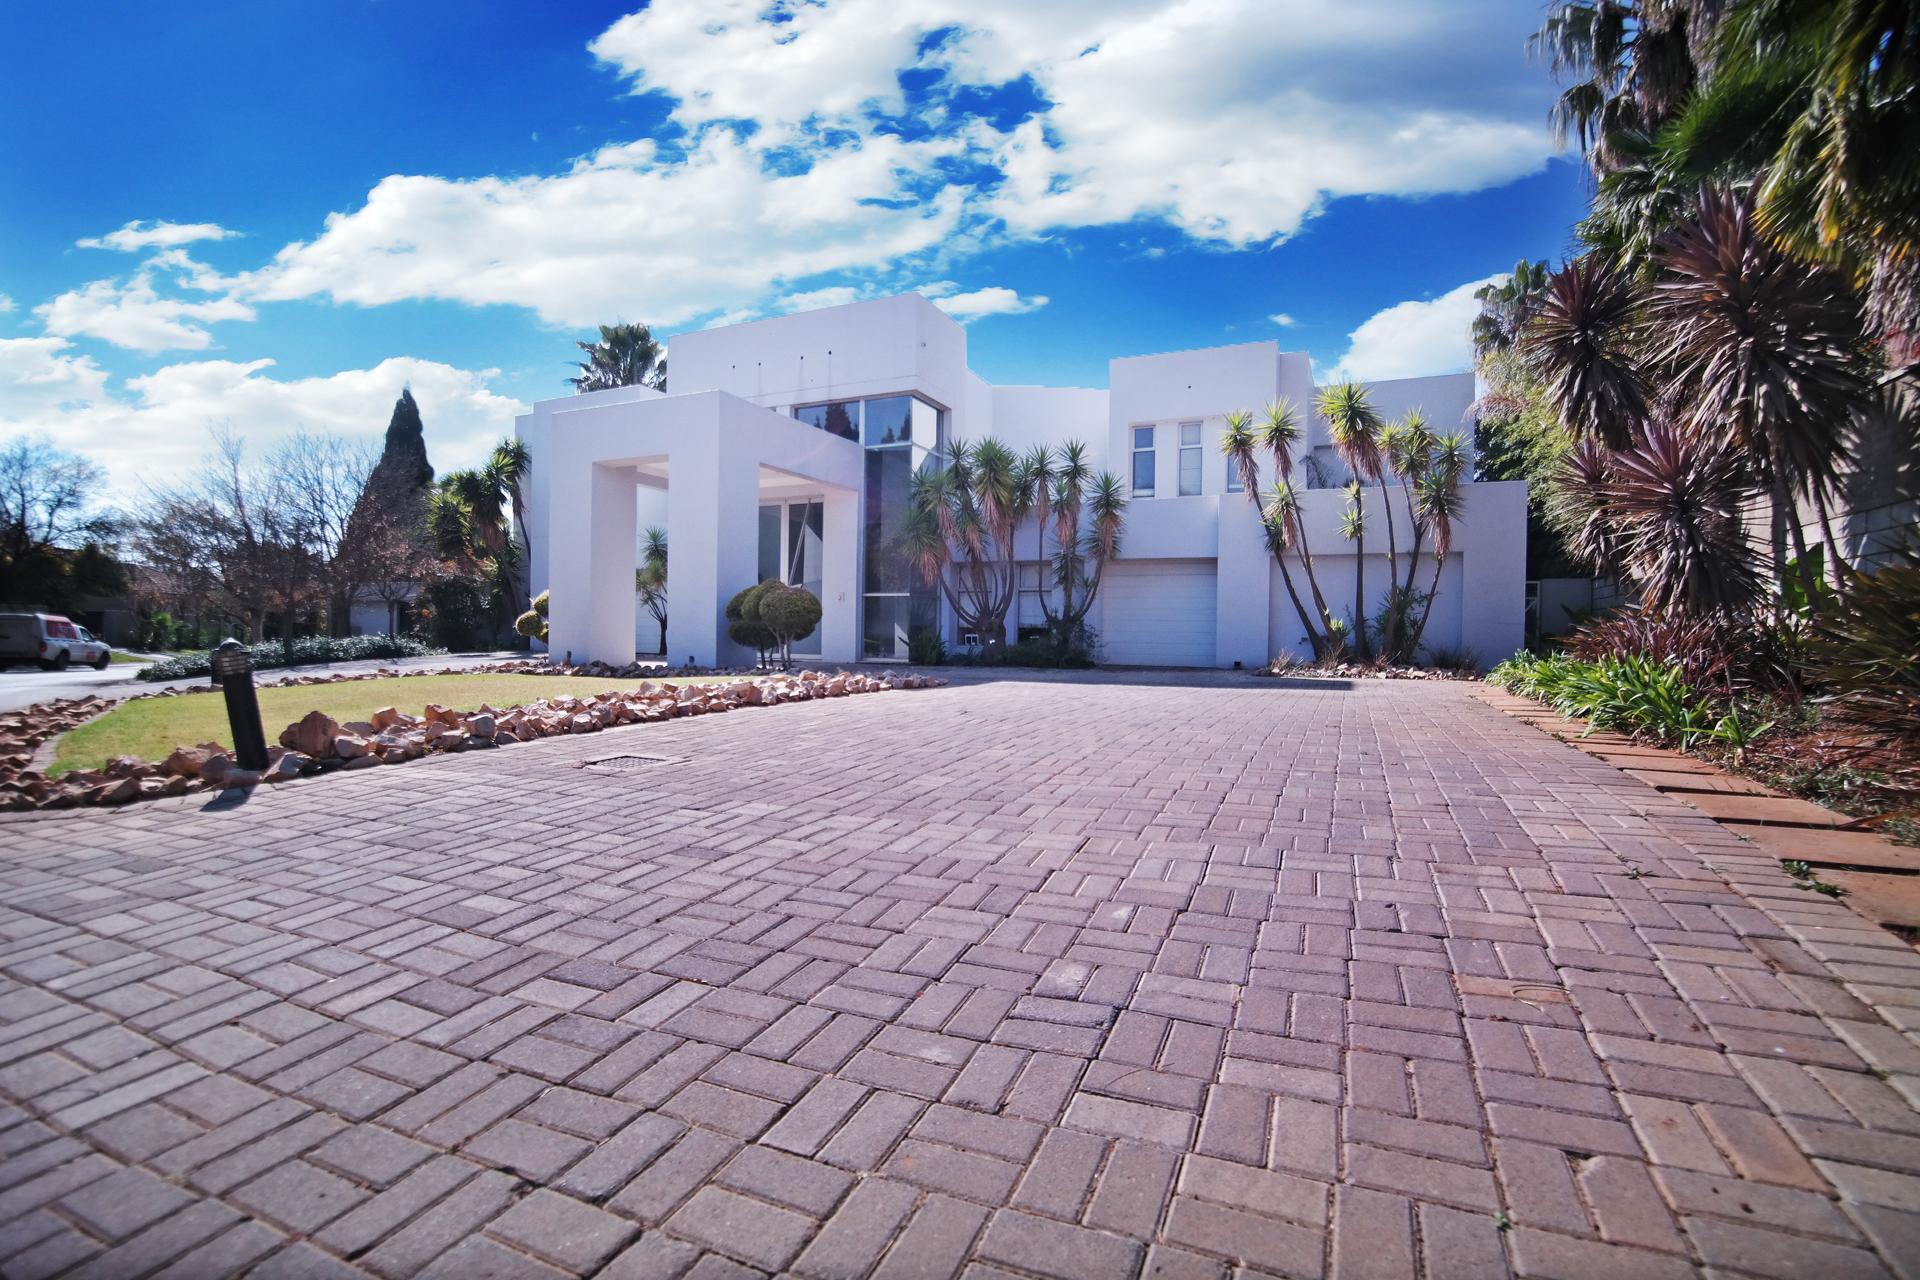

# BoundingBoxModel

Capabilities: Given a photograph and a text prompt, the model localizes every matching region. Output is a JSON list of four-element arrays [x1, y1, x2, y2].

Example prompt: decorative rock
[[333, 735, 371, 760], [281, 710, 343, 757]]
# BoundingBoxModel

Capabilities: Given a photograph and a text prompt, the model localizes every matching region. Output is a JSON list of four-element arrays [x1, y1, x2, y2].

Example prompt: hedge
[[138, 634, 439, 681]]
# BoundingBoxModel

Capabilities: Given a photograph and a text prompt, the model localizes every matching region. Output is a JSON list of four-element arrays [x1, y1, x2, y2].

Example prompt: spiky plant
[[1519, 254, 1650, 449], [1319, 385, 1387, 656], [1605, 417, 1760, 616], [1807, 547, 1920, 776], [1546, 438, 1621, 573], [1649, 188, 1871, 586]]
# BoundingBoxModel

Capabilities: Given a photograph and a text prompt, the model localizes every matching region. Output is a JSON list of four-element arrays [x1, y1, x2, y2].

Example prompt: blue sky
[[0, 1, 1590, 496]]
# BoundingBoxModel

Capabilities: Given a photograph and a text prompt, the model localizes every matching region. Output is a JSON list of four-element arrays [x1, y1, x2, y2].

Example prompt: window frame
[[1131, 425, 1156, 497], [1178, 421, 1202, 496]]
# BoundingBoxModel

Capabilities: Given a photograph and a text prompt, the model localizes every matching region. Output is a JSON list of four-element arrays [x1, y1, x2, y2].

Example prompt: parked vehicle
[[0, 613, 113, 670]]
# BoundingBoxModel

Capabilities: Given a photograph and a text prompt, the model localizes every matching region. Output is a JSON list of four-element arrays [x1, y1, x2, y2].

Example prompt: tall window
[[1132, 426, 1155, 496], [1178, 421, 1202, 496], [1226, 425, 1244, 493]]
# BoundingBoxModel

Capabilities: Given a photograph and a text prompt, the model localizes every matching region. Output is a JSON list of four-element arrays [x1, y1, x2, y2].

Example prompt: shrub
[[726, 580, 780, 664], [1563, 608, 1792, 697], [1488, 650, 1769, 751], [760, 584, 821, 662], [422, 575, 493, 650], [907, 628, 948, 665], [1807, 550, 1920, 752], [137, 634, 438, 681], [515, 590, 549, 642]]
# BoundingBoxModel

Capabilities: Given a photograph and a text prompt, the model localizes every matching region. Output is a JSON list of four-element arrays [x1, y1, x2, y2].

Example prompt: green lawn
[[52, 673, 705, 775]]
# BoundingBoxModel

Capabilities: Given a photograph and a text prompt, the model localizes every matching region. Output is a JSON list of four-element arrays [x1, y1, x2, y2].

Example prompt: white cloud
[[77, 220, 239, 252], [0, 339, 521, 500], [923, 284, 1049, 322], [220, 1, 1549, 330], [1270, 313, 1298, 328], [0, 293, 14, 313], [243, 132, 968, 329], [38, 272, 255, 353], [0, 338, 112, 417], [776, 286, 863, 313], [1330, 275, 1501, 381]]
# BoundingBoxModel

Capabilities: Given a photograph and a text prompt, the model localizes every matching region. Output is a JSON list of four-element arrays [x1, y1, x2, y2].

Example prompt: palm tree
[[1473, 260, 1553, 357], [1708, 0, 1920, 341], [636, 526, 668, 654], [491, 438, 532, 565], [570, 323, 667, 392], [1318, 383, 1387, 657]]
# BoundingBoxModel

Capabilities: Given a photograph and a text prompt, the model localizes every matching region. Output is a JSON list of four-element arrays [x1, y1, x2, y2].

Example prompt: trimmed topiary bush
[[515, 590, 549, 642]]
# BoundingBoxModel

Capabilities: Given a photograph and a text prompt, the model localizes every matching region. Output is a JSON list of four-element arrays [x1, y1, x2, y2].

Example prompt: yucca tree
[[1039, 466, 1128, 651], [1406, 438, 1470, 657], [1649, 189, 1872, 587], [1520, 255, 1650, 449], [901, 438, 1026, 653], [1263, 399, 1342, 644], [1018, 444, 1056, 574], [1225, 409, 1321, 655], [1608, 416, 1761, 614], [635, 526, 668, 654], [1318, 383, 1388, 657]]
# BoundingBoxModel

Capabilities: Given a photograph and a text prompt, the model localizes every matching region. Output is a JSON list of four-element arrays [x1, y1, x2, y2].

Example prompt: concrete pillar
[[667, 436, 762, 667], [821, 486, 859, 662], [586, 463, 639, 665]]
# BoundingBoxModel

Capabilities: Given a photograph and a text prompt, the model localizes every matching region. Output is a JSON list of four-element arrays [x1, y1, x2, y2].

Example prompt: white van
[[0, 613, 113, 670]]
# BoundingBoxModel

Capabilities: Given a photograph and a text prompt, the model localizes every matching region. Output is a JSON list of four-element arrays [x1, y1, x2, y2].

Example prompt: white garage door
[[1100, 559, 1218, 666]]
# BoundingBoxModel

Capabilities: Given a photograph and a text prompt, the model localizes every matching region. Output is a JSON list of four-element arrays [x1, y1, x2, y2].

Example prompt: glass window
[[910, 396, 940, 452], [795, 400, 859, 441], [863, 450, 915, 593], [1131, 426, 1155, 496], [863, 396, 912, 447], [1179, 421, 1202, 496], [1227, 435, 1244, 493], [757, 505, 782, 581]]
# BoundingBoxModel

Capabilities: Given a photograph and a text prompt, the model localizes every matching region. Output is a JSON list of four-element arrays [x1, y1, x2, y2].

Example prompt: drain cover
[[583, 754, 681, 773]]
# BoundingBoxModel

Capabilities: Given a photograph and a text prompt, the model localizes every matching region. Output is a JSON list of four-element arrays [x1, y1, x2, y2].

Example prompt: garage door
[[1100, 559, 1218, 666]]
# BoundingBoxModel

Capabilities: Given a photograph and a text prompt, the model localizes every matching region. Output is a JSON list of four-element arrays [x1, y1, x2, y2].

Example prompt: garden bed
[[2, 668, 940, 813]]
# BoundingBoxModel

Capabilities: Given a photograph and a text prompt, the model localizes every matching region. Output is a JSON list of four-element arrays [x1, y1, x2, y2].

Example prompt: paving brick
[[791, 1176, 920, 1278], [7, 676, 1920, 1280], [487, 1188, 638, 1272], [667, 1185, 816, 1273], [978, 1208, 1146, 1280]]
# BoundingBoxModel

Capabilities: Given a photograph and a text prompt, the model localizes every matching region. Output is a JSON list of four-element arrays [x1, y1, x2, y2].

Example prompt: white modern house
[[516, 293, 1526, 669]]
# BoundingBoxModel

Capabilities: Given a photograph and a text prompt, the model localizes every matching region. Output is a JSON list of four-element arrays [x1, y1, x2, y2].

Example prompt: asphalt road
[[0, 651, 529, 713]]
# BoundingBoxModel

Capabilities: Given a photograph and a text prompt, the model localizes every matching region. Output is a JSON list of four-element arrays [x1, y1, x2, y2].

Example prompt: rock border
[[2, 669, 939, 813]]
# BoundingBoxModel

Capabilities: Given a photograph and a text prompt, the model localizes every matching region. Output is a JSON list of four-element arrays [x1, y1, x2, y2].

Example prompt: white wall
[[523, 293, 1527, 672]]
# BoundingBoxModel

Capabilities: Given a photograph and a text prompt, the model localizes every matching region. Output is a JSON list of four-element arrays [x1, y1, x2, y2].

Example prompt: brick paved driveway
[[3, 674, 1919, 1279]]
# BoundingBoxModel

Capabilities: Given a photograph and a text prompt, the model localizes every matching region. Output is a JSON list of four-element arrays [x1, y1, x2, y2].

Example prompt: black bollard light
[[211, 640, 270, 771]]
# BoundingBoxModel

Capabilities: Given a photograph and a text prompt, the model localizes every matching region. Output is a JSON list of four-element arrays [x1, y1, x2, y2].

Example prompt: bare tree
[[276, 429, 378, 633], [0, 437, 121, 604]]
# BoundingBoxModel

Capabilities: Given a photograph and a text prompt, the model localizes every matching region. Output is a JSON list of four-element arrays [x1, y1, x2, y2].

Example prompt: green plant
[[759, 584, 821, 669], [907, 628, 948, 665], [635, 527, 668, 654], [515, 590, 549, 643], [1488, 649, 1750, 750], [726, 580, 780, 666], [137, 634, 438, 681], [1807, 549, 1920, 755]]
